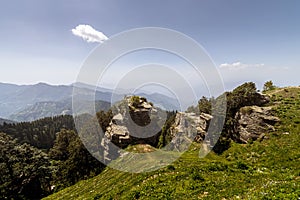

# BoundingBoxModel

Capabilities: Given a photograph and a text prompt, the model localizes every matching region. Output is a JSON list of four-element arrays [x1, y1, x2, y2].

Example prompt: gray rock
[[168, 112, 212, 151], [234, 106, 280, 143], [102, 95, 214, 159], [101, 96, 161, 160]]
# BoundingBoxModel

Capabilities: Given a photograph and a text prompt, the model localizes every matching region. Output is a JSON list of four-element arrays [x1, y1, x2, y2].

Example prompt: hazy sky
[[0, 0, 299, 91]]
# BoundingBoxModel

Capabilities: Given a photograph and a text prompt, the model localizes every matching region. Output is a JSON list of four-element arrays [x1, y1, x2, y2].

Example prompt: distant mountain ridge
[[0, 82, 179, 121], [0, 118, 15, 125], [9, 99, 111, 122]]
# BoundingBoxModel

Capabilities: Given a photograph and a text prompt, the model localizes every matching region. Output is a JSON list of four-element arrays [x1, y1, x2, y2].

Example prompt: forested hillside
[[0, 112, 112, 199], [0, 115, 75, 149]]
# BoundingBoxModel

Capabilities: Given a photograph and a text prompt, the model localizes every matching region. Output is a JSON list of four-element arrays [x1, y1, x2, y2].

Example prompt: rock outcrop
[[101, 95, 214, 160], [168, 112, 212, 151], [103, 96, 160, 149], [101, 93, 279, 162], [234, 106, 280, 143]]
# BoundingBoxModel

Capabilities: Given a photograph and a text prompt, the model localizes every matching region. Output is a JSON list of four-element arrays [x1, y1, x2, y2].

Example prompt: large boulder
[[234, 106, 280, 143], [128, 96, 152, 127], [103, 96, 159, 150]]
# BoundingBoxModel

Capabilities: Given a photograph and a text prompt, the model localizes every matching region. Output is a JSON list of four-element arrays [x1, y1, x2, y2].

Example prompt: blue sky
[[0, 0, 299, 91]]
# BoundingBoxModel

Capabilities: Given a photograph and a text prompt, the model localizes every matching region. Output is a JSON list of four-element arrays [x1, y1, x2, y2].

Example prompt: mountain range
[[0, 82, 179, 122]]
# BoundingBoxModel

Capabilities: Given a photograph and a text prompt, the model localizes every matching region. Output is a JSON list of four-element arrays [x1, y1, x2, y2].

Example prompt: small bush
[[240, 107, 253, 115], [167, 165, 175, 170], [191, 173, 204, 181], [236, 161, 249, 170], [129, 191, 141, 199], [130, 96, 140, 107], [94, 194, 102, 200]]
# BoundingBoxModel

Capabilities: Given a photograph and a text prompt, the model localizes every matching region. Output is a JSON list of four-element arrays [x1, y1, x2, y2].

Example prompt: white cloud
[[71, 24, 108, 43], [219, 61, 264, 70]]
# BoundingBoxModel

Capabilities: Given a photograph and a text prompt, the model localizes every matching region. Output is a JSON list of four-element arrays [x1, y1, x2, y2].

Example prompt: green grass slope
[[44, 87, 300, 200]]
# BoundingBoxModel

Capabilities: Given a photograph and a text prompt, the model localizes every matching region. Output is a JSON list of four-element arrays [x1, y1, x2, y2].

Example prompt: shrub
[[191, 173, 204, 181], [236, 161, 249, 170], [167, 165, 175, 170], [263, 80, 276, 92], [130, 96, 141, 107], [240, 107, 253, 115]]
